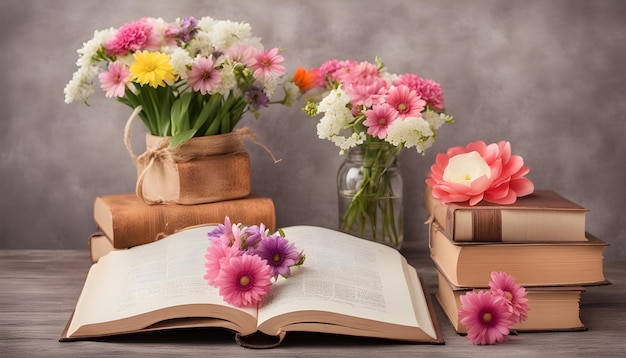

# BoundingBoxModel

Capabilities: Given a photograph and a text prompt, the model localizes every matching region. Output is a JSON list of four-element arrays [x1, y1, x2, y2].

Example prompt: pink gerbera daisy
[[363, 103, 399, 139], [489, 272, 531, 323], [225, 43, 257, 67], [385, 85, 426, 119], [187, 57, 222, 95], [459, 290, 516, 345], [203, 241, 239, 286], [250, 47, 286, 80], [98, 61, 130, 98], [215, 254, 273, 307]]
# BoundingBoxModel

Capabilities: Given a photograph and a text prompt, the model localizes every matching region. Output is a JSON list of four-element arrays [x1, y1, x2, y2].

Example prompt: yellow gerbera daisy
[[129, 51, 175, 88]]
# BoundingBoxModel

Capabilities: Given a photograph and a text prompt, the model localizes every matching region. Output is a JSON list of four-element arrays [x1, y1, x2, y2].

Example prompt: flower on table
[[64, 16, 293, 148], [205, 216, 305, 307], [458, 272, 529, 345], [426, 140, 534, 205]]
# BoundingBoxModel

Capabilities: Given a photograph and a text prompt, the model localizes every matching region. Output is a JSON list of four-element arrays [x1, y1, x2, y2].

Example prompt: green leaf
[[169, 128, 198, 148]]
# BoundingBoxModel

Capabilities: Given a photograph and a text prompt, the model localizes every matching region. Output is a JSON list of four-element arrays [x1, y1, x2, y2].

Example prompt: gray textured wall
[[1, 0, 624, 262]]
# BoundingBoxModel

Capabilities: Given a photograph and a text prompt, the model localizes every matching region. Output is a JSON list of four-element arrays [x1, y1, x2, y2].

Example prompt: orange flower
[[293, 66, 323, 92]]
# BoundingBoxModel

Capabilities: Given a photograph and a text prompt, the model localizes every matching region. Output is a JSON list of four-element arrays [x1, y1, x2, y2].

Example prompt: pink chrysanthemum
[[394, 73, 445, 110], [363, 103, 399, 139], [250, 47, 286, 80], [426, 140, 534, 205], [187, 57, 222, 95], [98, 61, 130, 98], [385, 85, 426, 119], [105, 18, 158, 56], [215, 254, 273, 307], [344, 77, 389, 110], [459, 290, 516, 345], [203, 241, 239, 286], [489, 272, 531, 323], [225, 44, 257, 67]]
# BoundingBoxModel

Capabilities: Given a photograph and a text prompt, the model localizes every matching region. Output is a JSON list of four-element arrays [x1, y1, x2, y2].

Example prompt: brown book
[[429, 221, 608, 288], [424, 186, 588, 242], [93, 193, 276, 249], [60, 225, 444, 347], [88, 233, 123, 263], [435, 270, 586, 333]]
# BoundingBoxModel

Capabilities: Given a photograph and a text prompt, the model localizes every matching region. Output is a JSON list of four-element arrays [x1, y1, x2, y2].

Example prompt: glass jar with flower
[[64, 16, 292, 204], [294, 57, 454, 249]]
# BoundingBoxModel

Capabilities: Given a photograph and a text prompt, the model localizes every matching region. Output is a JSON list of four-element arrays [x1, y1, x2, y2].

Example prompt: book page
[[257, 226, 424, 332], [67, 225, 257, 337]]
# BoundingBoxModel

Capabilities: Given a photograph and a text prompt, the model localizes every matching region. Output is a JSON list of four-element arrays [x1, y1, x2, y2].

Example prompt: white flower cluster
[[314, 86, 452, 154]]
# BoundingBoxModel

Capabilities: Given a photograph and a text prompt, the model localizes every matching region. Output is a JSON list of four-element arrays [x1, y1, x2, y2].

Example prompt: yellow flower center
[[239, 275, 250, 286], [482, 312, 493, 323], [505, 291, 513, 301], [272, 253, 281, 263], [397, 103, 407, 112]]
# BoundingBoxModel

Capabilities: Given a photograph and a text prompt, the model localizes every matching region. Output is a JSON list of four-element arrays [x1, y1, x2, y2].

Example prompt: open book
[[61, 225, 443, 347]]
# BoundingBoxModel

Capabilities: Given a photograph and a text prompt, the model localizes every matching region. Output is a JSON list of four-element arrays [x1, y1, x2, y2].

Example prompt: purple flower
[[254, 234, 302, 279], [245, 86, 270, 111]]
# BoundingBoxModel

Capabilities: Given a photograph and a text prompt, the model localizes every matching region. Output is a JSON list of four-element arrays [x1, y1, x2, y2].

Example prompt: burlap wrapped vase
[[131, 128, 255, 205]]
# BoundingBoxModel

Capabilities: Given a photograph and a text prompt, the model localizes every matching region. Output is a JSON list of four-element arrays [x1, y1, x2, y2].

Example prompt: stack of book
[[424, 186, 608, 334], [88, 193, 276, 263]]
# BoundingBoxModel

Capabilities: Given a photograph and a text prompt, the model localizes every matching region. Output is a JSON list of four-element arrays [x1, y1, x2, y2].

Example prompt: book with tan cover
[[93, 193, 275, 249], [429, 221, 608, 288], [61, 225, 444, 347], [435, 270, 586, 333], [424, 186, 588, 242]]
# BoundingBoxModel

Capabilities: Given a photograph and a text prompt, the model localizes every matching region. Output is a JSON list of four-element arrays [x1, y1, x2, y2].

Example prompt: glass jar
[[337, 142, 404, 249]]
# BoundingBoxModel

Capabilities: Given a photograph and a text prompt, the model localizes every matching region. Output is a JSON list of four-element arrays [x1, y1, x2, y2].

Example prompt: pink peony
[[425, 140, 534, 205]]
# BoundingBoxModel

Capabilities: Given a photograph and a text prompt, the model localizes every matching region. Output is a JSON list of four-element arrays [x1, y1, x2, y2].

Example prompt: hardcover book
[[429, 221, 607, 288], [93, 193, 275, 249], [61, 225, 444, 347], [435, 270, 586, 333], [424, 186, 588, 242]]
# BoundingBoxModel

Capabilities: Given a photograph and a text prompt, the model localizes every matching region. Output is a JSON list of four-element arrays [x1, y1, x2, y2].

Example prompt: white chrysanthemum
[[64, 65, 98, 103], [316, 105, 353, 140], [332, 131, 367, 154], [196, 16, 217, 32], [318, 87, 351, 113], [187, 31, 215, 57], [422, 109, 450, 131], [216, 62, 238, 97], [75, 28, 115, 67], [385, 116, 435, 153], [165, 47, 194, 78], [261, 76, 277, 99], [210, 20, 253, 51]]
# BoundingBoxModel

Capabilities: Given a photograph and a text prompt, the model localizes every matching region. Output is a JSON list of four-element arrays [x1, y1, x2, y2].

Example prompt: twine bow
[[124, 106, 281, 204]]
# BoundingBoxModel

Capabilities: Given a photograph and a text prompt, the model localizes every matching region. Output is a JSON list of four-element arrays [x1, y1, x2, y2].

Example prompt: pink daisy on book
[[489, 271, 531, 323], [458, 290, 516, 345], [98, 61, 131, 98], [215, 254, 273, 307], [250, 47, 286, 81]]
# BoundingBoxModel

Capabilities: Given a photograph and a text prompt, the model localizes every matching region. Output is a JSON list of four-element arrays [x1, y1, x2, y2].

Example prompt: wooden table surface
[[1, 246, 625, 357]]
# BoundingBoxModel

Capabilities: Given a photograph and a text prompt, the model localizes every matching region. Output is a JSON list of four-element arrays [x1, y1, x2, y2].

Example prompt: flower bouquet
[[205, 217, 305, 307], [64, 16, 292, 204], [295, 57, 453, 247], [64, 16, 290, 147]]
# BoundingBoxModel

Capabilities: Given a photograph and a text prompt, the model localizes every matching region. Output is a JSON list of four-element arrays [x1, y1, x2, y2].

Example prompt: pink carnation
[[426, 140, 534, 205], [105, 18, 160, 56], [395, 73, 445, 110]]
